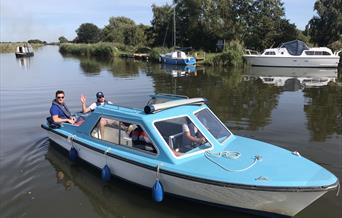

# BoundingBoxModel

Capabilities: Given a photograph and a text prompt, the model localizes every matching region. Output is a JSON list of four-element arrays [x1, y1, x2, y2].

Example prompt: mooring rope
[[204, 151, 261, 172]]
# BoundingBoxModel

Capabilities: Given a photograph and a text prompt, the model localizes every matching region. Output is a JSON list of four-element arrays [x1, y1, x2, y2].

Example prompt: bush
[[149, 47, 172, 62], [203, 40, 244, 66], [59, 43, 114, 59], [328, 40, 342, 51], [92, 43, 114, 59]]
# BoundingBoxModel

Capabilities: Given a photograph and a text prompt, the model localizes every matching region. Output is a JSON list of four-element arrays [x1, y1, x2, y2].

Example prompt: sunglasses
[[57, 96, 64, 99], [97, 96, 104, 99]]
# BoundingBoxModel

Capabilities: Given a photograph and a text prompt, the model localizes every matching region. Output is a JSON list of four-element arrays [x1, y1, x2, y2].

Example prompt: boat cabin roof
[[166, 51, 188, 59], [78, 96, 230, 163], [280, 40, 309, 56]]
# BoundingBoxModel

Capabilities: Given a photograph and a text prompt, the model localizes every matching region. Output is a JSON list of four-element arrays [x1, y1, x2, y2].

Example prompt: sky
[[0, 0, 317, 42]]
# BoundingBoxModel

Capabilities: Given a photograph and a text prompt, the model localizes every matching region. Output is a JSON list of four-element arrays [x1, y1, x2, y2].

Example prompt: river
[[0, 46, 341, 218]]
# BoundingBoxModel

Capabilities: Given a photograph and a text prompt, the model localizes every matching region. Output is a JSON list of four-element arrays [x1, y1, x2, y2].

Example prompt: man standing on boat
[[80, 91, 112, 113], [50, 90, 75, 124]]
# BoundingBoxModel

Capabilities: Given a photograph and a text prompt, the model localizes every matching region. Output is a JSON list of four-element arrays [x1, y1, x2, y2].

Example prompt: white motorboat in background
[[15, 43, 34, 58], [244, 40, 341, 68]]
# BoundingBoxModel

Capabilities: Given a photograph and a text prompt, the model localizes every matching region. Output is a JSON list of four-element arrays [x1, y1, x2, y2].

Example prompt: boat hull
[[15, 52, 34, 58], [160, 56, 196, 65], [45, 128, 336, 217], [243, 55, 340, 68]]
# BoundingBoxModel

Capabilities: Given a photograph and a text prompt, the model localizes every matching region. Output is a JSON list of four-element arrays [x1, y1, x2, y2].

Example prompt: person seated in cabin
[[49, 90, 76, 125], [81, 92, 113, 137], [130, 125, 155, 152], [170, 118, 206, 156], [130, 126, 151, 143], [182, 118, 206, 146]]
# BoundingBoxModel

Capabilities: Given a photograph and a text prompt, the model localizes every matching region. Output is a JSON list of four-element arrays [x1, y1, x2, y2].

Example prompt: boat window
[[91, 117, 157, 154], [265, 51, 276, 55], [306, 51, 331, 56], [195, 109, 231, 143], [154, 116, 211, 157]]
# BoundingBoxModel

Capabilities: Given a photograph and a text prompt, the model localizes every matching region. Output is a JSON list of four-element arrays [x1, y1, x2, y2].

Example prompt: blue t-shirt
[[50, 104, 69, 119]]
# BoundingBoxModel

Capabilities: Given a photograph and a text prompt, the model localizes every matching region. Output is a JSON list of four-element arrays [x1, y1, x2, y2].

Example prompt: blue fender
[[152, 179, 164, 202], [101, 165, 111, 182], [69, 147, 78, 161]]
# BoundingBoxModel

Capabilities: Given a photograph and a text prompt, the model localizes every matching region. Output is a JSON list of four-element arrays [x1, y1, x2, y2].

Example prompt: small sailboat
[[160, 5, 196, 65], [160, 50, 196, 65]]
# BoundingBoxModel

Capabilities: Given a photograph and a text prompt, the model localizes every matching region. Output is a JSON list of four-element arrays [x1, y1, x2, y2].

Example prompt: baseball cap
[[96, 92, 104, 98]]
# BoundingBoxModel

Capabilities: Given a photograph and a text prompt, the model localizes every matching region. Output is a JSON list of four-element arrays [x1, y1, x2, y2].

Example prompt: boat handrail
[[334, 50, 342, 56], [244, 49, 260, 55], [101, 104, 142, 114], [151, 93, 189, 99], [144, 98, 207, 114]]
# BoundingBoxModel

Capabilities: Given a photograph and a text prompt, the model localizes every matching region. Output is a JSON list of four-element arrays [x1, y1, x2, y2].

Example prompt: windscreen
[[195, 109, 231, 143]]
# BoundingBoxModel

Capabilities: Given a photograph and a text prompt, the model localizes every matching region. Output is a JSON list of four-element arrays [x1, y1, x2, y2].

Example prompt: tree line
[[59, 0, 341, 51]]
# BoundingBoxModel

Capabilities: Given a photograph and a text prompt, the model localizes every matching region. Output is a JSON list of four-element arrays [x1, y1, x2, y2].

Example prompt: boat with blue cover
[[160, 50, 196, 65], [41, 94, 339, 217]]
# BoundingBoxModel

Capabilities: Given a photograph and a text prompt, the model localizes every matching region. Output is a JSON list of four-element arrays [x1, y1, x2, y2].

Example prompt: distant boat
[[243, 40, 341, 68], [160, 4, 196, 65], [160, 51, 196, 65], [15, 43, 34, 58]]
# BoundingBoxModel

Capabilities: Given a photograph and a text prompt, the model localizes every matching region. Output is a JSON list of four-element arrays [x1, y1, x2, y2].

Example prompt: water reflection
[[303, 85, 342, 141], [62, 54, 142, 78], [79, 59, 102, 75], [161, 64, 197, 77], [46, 143, 245, 218], [108, 59, 140, 78], [244, 66, 341, 140], [244, 66, 337, 90], [16, 57, 31, 70], [146, 65, 281, 131]]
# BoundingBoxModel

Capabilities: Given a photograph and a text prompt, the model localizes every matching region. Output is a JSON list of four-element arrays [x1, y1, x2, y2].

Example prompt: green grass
[[0, 43, 44, 53], [202, 40, 244, 66], [59, 43, 117, 59], [59, 41, 245, 66]]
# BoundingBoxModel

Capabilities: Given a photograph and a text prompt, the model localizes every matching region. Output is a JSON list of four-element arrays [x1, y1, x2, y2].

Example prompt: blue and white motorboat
[[41, 94, 339, 217], [160, 50, 196, 65]]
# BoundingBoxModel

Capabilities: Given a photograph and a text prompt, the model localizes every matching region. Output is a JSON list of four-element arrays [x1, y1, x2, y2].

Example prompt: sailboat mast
[[173, 6, 176, 47]]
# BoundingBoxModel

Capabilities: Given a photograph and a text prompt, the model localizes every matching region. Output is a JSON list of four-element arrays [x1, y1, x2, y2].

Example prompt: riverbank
[[59, 42, 244, 67], [0, 42, 44, 53]]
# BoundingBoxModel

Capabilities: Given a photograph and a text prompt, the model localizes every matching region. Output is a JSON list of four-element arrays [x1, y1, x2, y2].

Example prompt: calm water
[[0, 46, 341, 218]]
